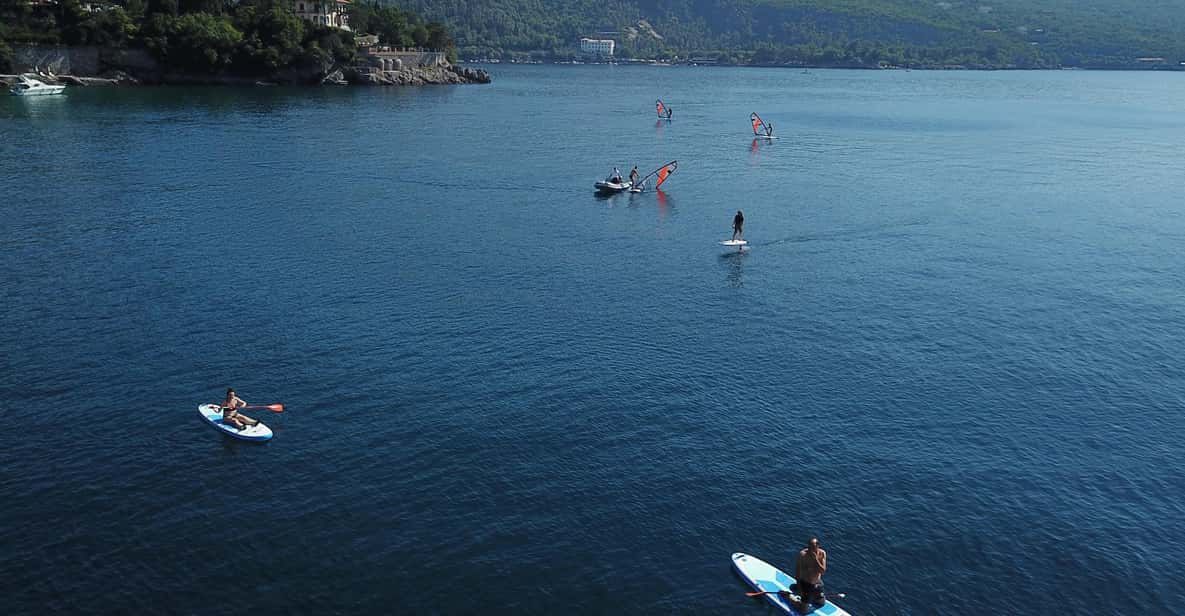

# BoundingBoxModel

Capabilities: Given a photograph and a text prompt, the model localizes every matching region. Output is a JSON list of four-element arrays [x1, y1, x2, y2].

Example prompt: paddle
[[745, 590, 845, 599], [243, 404, 285, 412]]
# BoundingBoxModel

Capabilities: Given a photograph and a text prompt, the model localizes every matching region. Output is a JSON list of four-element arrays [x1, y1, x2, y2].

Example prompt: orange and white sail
[[637, 160, 678, 190], [750, 112, 768, 135], [656, 99, 667, 117]]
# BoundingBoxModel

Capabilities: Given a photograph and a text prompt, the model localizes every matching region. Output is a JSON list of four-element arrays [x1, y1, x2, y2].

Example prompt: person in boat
[[221, 387, 260, 430], [629, 166, 640, 186], [782, 537, 827, 611], [610, 167, 623, 184], [732, 210, 744, 240]]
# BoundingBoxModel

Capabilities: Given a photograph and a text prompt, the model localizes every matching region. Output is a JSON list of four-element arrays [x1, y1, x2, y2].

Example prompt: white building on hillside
[[580, 38, 615, 56], [293, 0, 351, 31]]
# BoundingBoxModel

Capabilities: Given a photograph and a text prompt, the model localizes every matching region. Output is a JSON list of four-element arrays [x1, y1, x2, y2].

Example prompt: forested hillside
[[385, 0, 1185, 68]]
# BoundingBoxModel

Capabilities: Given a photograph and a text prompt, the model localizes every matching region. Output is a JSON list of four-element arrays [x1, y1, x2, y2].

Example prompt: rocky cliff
[[8, 44, 490, 87], [347, 64, 491, 86]]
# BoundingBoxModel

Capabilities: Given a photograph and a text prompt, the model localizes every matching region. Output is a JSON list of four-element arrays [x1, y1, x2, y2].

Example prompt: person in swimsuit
[[782, 537, 827, 611], [732, 210, 744, 240], [629, 166, 640, 187], [222, 388, 260, 430]]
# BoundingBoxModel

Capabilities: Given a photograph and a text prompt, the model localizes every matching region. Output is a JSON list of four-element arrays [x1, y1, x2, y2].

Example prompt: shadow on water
[[719, 248, 746, 288], [594, 191, 628, 205]]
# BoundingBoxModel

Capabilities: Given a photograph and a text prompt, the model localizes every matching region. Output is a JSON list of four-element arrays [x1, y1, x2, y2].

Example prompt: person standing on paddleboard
[[732, 210, 744, 240], [222, 388, 260, 431], [786, 537, 827, 611]]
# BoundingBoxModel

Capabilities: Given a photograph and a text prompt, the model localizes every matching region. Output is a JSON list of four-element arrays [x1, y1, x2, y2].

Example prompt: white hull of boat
[[595, 180, 632, 193], [10, 76, 66, 96]]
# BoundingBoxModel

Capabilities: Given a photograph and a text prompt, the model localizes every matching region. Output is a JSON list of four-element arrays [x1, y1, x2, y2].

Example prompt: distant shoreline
[[466, 58, 1185, 72]]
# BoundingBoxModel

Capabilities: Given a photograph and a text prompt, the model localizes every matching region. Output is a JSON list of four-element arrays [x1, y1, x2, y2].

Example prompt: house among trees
[[293, 0, 351, 31]]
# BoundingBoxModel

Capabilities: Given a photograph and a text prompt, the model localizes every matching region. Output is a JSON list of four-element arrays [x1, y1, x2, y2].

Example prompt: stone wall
[[361, 49, 446, 68], [10, 44, 158, 78], [12, 45, 99, 75]]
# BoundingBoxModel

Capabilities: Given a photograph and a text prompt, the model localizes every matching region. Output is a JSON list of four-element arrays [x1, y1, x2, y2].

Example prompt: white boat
[[595, 178, 632, 193], [594, 168, 632, 194], [10, 75, 66, 96]]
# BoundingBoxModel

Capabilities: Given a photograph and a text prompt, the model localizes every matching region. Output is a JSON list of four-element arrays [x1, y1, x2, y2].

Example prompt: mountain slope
[[383, 0, 1185, 68]]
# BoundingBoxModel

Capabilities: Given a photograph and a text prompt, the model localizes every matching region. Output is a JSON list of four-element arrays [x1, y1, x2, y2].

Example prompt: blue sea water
[[2, 65, 1185, 615]]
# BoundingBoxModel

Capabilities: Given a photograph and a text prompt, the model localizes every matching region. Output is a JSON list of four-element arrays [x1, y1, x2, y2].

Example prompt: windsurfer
[[666, 107, 672, 119], [629, 166, 640, 186], [766, 122, 773, 137], [732, 210, 744, 240]]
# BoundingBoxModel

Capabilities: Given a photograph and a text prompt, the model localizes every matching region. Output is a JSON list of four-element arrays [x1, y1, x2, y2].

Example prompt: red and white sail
[[750, 112, 769, 135], [637, 160, 678, 190]]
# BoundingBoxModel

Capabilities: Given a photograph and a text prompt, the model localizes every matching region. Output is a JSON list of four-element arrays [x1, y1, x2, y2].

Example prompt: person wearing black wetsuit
[[732, 210, 744, 240]]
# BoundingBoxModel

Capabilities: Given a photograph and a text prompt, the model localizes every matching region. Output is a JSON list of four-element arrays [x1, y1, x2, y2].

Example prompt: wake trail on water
[[754, 218, 931, 248]]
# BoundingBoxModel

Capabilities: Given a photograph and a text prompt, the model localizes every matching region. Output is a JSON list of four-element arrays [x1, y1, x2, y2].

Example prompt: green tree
[[158, 13, 243, 73], [147, 0, 179, 17], [411, 23, 428, 47], [425, 20, 451, 50], [233, 3, 304, 71], [0, 38, 12, 73]]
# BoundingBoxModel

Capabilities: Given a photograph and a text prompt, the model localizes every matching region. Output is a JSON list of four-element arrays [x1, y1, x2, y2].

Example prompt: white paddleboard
[[720, 239, 748, 247], [756, 134, 778, 140], [198, 404, 273, 442], [732, 552, 850, 615]]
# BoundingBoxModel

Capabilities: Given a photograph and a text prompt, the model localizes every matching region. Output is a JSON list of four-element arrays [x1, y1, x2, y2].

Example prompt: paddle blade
[[245, 404, 285, 412], [746, 591, 772, 597]]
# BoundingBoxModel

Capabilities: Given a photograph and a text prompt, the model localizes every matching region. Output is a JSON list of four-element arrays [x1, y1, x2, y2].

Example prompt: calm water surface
[[2, 66, 1185, 615]]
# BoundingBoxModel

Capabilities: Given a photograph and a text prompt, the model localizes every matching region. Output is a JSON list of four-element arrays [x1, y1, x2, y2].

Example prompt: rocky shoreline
[[4, 44, 491, 88], [1, 65, 490, 88], [346, 65, 491, 86]]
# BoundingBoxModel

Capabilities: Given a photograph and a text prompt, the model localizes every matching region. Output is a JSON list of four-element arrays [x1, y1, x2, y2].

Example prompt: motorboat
[[594, 168, 632, 194], [10, 75, 66, 96], [595, 178, 631, 193]]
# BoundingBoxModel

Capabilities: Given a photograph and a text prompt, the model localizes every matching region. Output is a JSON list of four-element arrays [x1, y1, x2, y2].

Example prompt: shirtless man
[[629, 166, 640, 186], [784, 537, 827, 611], [221, 388, 260, 431]]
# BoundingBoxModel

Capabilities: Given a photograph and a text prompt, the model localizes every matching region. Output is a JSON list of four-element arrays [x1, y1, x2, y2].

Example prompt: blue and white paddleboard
[[198, 404, 273, 442], [732, 552, 850, 615]]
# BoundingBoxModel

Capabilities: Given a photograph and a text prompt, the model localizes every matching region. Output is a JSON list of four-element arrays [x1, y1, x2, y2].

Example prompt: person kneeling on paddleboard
[[782, 537, 827, 611], [222, 388, 260, 430], [732, 210, 744, 240]]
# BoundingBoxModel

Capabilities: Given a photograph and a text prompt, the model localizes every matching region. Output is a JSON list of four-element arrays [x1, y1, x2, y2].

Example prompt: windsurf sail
[[636, 160, 678, 190], [656, 99, 667, 118], [750, 112, 768, 135]]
